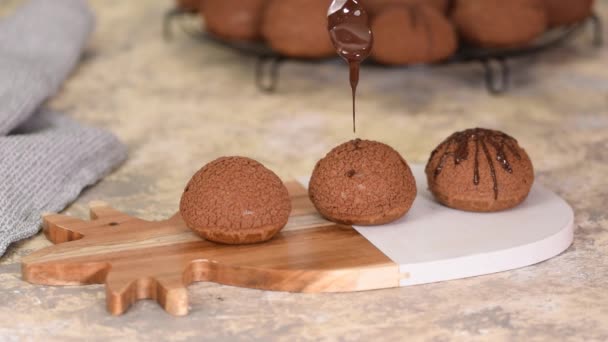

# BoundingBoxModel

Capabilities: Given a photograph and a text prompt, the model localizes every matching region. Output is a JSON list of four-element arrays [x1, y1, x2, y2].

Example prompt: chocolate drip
[[480, 138, 498, 199], [430, 128, 522, 200], [473, 138, 480, 185], [328, 0, 373, 133]]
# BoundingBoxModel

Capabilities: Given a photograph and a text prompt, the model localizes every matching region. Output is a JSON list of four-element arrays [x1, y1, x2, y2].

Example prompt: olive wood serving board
[[21, 165, 574, 316]]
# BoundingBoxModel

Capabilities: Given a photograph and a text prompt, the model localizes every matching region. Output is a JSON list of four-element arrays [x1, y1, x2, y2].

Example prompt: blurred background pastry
[[261, 0, 335, 58], [543, 0, 595, 27], [201, 0, 267, 41], [364, 0, 450, 14], [175, 0, 203, 13], [179, 0, 598, 63], [371, 4, 457, 65], [451, 0, 547, 48]]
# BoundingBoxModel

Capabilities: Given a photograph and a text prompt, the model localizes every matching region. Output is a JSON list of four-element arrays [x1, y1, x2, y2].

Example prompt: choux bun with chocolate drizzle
[[425, 128, 534, 212]]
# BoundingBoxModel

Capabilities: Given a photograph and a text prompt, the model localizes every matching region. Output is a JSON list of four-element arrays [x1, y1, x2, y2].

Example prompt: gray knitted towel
[[0, 0, 127, 256]]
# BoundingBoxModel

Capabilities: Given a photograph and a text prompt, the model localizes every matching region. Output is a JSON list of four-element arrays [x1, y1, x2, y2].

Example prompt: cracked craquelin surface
[[180, 156, 291, 244], [309, 139, 416, 225], [0, 0, 607, 340], [425, 128, 535, 212]]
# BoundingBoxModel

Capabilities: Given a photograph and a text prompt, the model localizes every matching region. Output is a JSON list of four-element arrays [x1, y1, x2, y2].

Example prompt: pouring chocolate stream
[[328, 0, 373, 133]]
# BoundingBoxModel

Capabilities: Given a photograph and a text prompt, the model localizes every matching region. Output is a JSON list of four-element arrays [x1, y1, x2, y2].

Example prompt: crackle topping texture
[[179, 157, 291, 244], [309, 139, 417, 226], [425, 128, 534, 212]]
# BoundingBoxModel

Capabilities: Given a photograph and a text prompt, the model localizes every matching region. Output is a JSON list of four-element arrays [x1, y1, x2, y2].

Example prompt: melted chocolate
[[429, 128, 522, 199], [328, 0, 373, 133]]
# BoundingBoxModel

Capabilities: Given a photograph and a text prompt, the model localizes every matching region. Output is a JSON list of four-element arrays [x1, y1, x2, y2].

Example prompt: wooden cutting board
[[21, 182, 400, 316], [21, 165, 574, 316]]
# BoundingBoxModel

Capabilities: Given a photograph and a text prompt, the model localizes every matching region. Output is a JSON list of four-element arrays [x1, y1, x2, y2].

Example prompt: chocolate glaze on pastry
[[201, 0, 267, 41], [328, 0, 373, 133], [371, 4, 457, 65], [543, 0, 594, 27], [425, 128, 534, 212], [262, 0, 335, 58], [365, 0, 450, 15], [309, 139, 417, 225], [451, 0, 547, 48], [180, 157, 291, 244]]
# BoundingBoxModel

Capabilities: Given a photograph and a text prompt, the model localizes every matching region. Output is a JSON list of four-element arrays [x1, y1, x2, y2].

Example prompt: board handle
[[106, 269, 189, 316], [42, 202, 143, 244], [42, 214, 87, 243]]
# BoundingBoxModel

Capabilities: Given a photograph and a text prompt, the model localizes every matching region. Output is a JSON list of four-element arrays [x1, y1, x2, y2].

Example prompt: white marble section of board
[[354, 165, 574, 286], [298, 164, 574, 287]]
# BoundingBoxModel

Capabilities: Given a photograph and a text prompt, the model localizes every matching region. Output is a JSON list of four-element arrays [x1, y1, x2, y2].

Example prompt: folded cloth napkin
[[0, 0, 127, 256]]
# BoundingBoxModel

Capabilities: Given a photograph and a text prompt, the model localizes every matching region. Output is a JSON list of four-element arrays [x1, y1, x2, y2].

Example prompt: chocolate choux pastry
[[543, 0, 594, 27], [365, 0, 450, 15], [180, 157, 292, 244], [261, 0, 335, 59], [371, 4, 458, 65], [201, 0, 267, 41], [451, 0, 547, 48], [309, 139, 417, 226], [425, 128, 534, 212], [175, 0, 202, 13]]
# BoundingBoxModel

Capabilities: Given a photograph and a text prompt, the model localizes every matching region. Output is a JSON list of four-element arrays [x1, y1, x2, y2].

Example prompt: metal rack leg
[[590, 13, 603, 47], [256, 56, 283, 93], [482, 59, 510, 95], [163, 8, 184, 41]]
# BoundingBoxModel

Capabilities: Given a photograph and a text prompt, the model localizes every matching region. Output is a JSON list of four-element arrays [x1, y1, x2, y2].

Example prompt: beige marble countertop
[[1, 0, 608, 340]]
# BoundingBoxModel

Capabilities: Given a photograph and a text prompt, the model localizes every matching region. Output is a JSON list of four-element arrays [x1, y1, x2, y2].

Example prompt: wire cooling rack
[[164, 8, 603, 95]]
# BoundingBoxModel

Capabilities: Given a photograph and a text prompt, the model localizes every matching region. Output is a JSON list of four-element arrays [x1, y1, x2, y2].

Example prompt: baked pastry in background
[[261, 0, 335, 59], [309, 139, 417, 225], [201, 0, 267, 41], [451, 0, 547, 48], [371, 4, 457, 65], [425, 128, 534, 212], [543, 0, 595, 27], [180, 0, 593, 63], [180, 156, 291, 244], [365, 0, 450, 14], [175, 0, 203, 12]]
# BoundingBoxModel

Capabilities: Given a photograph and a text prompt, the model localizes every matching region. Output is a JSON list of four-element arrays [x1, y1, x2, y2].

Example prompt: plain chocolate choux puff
[[371, 4, 458, 65], [451, 0, 547, 48], [180, 157, 292, 244], [201, 0, 267, 41], [261, 0, 335, 59], [309, 139, 417, 226], [365, 0, 450, 15], [425, 128, 535, 212], [543, 0, 594, 27], [175, 0, 202, 13]]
